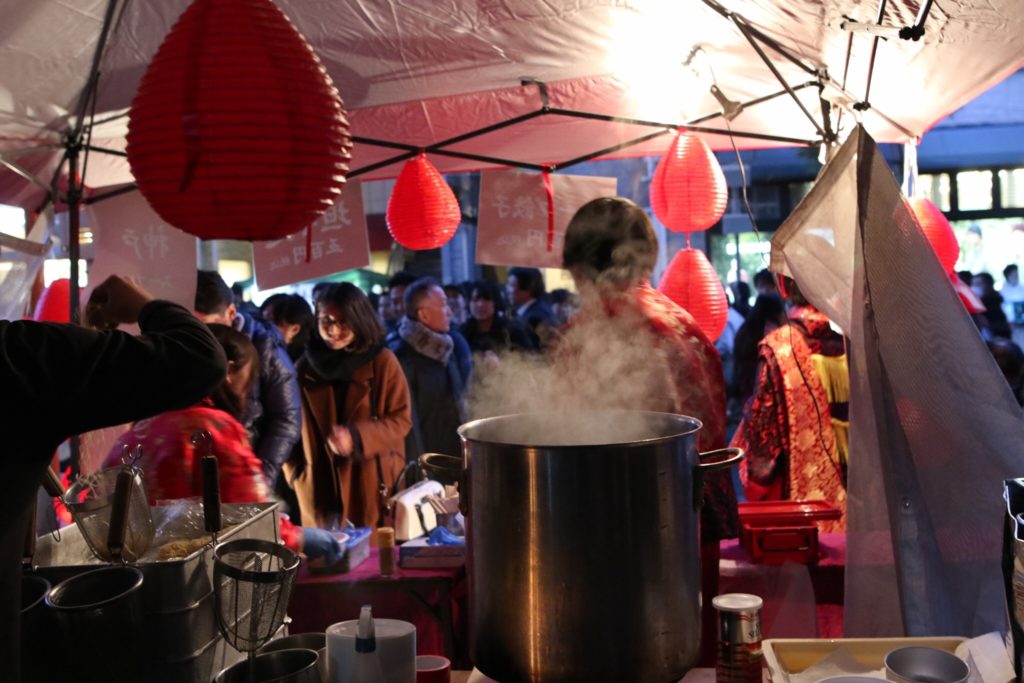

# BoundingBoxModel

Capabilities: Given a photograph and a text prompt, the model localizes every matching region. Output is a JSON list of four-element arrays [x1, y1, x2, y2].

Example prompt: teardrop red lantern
[[126, 0, 352, 241], [906, 197, 959, 274], [386, 153, 461, 250], [650, 130, 728, 233], [657, 248, 729, 341], [33, 278, 72, 323]]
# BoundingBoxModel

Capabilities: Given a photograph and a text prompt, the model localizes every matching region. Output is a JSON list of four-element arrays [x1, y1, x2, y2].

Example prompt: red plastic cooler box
[[737, 500, 841, 564]]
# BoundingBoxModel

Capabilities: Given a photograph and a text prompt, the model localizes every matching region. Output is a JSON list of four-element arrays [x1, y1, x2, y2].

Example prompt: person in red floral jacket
[[562, 196, 738, 666], [103, 324, 341, 561]]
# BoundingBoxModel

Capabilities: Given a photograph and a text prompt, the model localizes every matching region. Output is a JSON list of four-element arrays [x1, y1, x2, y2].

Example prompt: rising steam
[[465, 289, 694, 446]]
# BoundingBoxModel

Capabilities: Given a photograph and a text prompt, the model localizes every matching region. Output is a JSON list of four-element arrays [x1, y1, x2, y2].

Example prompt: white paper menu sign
[[476, 169, 617, 268], [253, 179, 371, 290], [86, 190, 198, 310]]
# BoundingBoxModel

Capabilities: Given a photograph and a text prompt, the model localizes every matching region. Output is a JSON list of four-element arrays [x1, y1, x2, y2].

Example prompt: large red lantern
[[650, 130, 728, 233], [33, 278, 72, 323], [126, 0, 352, 241], [386, 153, 461, 250], [657, 248, 729, 341], [906, 197, 959, 274]]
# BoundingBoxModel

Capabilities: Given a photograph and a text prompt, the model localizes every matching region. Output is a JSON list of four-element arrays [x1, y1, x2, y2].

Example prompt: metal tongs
[[192, 430, 222, 545]]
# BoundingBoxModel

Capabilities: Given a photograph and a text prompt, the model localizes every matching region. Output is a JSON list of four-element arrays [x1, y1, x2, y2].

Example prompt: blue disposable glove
[[302, 527, 343, 564], [428, 526, 465, 546]]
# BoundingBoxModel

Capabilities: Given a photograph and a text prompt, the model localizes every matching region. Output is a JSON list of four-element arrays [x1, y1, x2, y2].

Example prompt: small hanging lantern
[[906, 197, 959, 274], [126, 0, 352, 241], [33, 278, 72, 323], [650, 130, 728, 233], [657, 247, 729, 341], [386, 153, 461, 250]]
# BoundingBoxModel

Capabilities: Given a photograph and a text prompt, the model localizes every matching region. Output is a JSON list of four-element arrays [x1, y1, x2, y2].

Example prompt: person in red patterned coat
[[562, 196, 738, 665], [104, 324, 341, 561]]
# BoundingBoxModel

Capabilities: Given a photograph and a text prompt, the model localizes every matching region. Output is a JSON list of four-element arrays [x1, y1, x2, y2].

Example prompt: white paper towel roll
[[327, 617, 416, 683]]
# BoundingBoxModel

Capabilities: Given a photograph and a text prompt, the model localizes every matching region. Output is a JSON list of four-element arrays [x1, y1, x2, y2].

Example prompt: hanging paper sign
[[477, 170, 617, 268], [87, 191, 198, 309], [253, 180, 370, 289]]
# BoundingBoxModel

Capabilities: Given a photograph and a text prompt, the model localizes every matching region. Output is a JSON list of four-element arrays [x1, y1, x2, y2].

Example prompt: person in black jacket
[[460, 280, 535, 354], [2, 274, 227, 683], [388, 277, 472, 459], [506, 266, 558, 348], [194, 271, 301, 486]]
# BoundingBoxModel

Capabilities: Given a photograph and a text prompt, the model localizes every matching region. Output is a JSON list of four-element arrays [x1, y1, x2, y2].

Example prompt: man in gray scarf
[[388, 278, 472, 459]]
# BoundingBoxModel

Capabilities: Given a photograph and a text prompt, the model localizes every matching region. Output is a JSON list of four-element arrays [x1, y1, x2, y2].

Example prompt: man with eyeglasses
[[388, 278, 473, 459]]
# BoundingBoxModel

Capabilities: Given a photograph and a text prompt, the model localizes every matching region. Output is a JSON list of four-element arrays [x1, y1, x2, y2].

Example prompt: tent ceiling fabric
[[1, 0, 1022, 210]]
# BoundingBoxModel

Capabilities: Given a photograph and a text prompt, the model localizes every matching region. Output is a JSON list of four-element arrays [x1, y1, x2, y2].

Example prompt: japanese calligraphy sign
[[87, 191, 198, 309], [253, 179, 370, 289], [476, 170, 617, 268]]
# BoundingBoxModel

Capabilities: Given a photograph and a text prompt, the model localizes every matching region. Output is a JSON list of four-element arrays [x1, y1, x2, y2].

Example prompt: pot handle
[[693, 447, 744, 510]]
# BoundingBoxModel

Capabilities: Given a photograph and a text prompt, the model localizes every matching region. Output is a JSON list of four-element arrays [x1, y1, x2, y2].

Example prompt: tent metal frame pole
[[730, 16, 828, 140], [0, 158, 53, 194], [545, 108, 817, 146], [84, 184, 137, 205], [67, 141, 81, 325], [84, 144, 127, 158], [428, 148, 546, 171], [687, 81, 819, 125], [857, 0, 889, 111], [700, 0, 818, 77], [70, 0, 120, 142], [552, 128, 674, 172]]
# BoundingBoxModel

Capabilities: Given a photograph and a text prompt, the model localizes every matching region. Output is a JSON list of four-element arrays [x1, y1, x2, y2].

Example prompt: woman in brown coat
[[284, 283, 412, 530]]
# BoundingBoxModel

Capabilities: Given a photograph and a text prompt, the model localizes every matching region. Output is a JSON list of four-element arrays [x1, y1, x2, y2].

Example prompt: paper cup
[[416, 654, 451, 683]]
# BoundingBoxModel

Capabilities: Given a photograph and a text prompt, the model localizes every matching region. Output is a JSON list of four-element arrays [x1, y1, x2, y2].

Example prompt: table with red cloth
[[719, 531, 846, 638], [288, 548, 468, 666]]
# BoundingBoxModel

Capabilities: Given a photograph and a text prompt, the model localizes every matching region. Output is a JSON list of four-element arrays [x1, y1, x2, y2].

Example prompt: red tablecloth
[[288, 548, 469, 666]]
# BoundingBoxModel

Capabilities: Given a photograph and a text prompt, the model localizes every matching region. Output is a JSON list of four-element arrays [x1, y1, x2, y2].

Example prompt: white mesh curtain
[[771, 126, 1024, 636], [0, 217, 52, 321]]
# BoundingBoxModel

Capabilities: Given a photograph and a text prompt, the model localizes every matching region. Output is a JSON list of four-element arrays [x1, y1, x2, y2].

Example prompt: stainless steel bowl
[[215, 648, 319, 683], [884, 646, 969, 683]]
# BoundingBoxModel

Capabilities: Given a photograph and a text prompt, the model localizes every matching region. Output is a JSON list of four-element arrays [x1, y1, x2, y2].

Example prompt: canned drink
[[712, 593, 763, 683]]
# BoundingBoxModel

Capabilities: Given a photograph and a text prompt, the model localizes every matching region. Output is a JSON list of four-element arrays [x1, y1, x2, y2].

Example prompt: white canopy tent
[[1, 0, 1023, 212]]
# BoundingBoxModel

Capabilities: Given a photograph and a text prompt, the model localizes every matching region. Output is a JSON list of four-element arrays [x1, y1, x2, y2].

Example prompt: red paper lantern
[[386, 153, 461, 250], [906, 197, 959, 274], [33, 278, 72, 323], [126, 0, 352, 241], [657, 248, 729, 341], [650, 130, 728, 233]]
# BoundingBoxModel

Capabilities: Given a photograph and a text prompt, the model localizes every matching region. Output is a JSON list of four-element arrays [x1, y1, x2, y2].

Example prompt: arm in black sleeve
[[1, 300, 227, 438]]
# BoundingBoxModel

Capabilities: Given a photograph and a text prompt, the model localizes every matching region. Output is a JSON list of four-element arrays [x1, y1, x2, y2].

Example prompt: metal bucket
[[455, 410, 742, 683], [260, 633, 327, 682], [46, 565, 145, 682]]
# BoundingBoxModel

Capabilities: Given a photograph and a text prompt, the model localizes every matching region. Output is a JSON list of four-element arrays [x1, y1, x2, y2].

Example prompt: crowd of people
[[47, 265, 588, 567], [42, 248, 1024, 554]]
